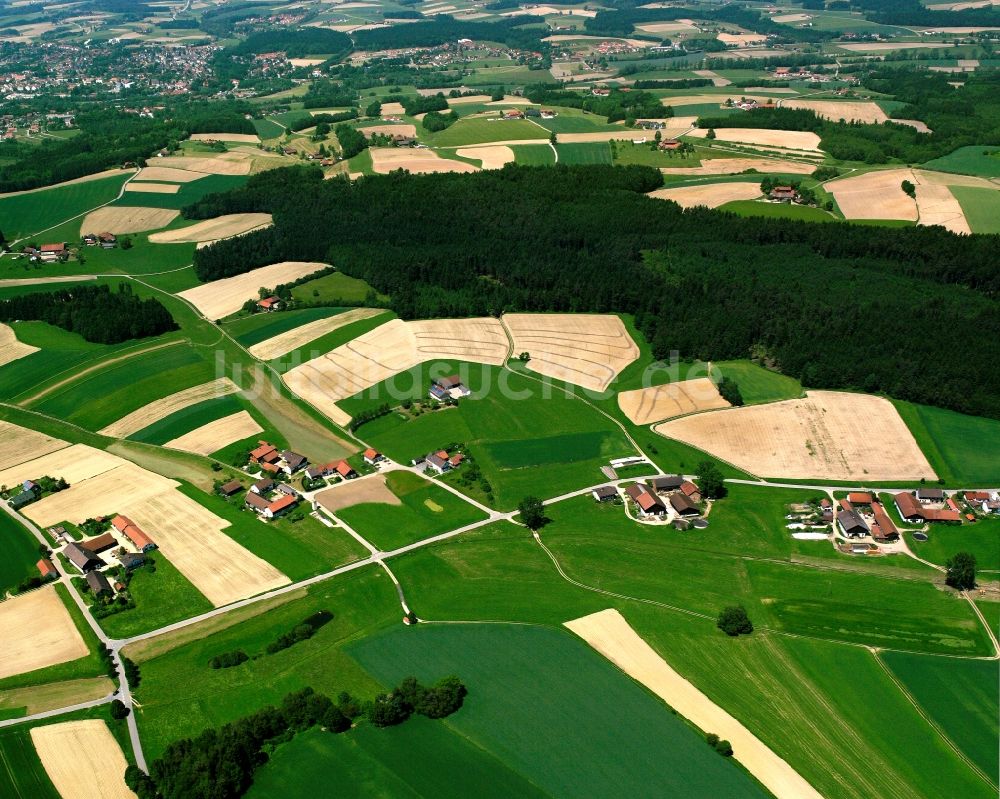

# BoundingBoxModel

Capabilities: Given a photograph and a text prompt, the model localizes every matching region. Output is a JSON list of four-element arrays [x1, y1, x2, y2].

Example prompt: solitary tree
[[717, 605, 753, 636], [110, 699, 130, 720], [945, 552, 977, 590], [549, 131, 557, 146], [518, 496, 546, 530], [697, 460, 727, 499], [901, 179, 916, 198]]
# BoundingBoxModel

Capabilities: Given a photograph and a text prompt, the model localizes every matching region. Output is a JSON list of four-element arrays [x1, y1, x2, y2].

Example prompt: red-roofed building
[[250, 441, 280, 464], [111, 515, 156, 552], [625, 483, 667, 517], [363, 448, 384, 465], [334, 460, 357, 479], [448, 453, 464, 468], [36, 243, 67, 262], [847, 492, 872, 505], [680, 480, 701, 502], [257, 296, 282, 312], [870, 502, 898, 542], [839, 498, 854, 513], [36, 558, 57, 580], [265, 494, 298, 519]]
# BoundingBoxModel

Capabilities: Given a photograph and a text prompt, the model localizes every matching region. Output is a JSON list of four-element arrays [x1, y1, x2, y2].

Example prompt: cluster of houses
[[248, 441, 309, 476], [894, 489, 964, 524], [594, 475, 702, 521], [429, 375, 472, 401], [835, 493, 900, 543], [964, 490, 1000, 516], [412, 448, 464, 475], [22, 242, 68, 262], [82, 231, 117, 248], [243, 478, 302, 519], [52, 515, 157, 597]]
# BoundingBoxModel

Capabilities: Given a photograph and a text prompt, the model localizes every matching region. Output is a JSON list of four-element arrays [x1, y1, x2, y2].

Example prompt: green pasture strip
[[892, 400, 1000, 485], [127, 395, 246, 446], [227, 307, 349, 347], [0, 511, 42, 596], [110, 174, 248, 211], [950, 186, 1000, 234], [0, 173, 132, 240], [290, 271, 386, 305]]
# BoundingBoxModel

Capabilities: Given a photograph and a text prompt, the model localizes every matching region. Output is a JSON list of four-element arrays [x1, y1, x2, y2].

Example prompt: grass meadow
[[921, 146, 1000, 178], [290, 272, 386, 305], [712, 360, 803, 405], [349, 624, 770, 799], [109, 174, 248, 211], [892, 400, 1000, 485], [0, 173, 131, 240], [333, 470, 488, 551], [0, 512, 42, 596], [0, 727, 60, 799], [950, 186, 1000, 234], [717, 200, 838, 222], [227, 307, 349, 348], [424, 118, 548, 147], [511, 144, 555, 165], [904, 517, 1000, 572], [555, 142, 612, 165]]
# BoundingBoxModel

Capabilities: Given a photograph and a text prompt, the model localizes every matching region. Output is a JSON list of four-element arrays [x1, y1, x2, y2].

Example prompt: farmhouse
[[847, 492, 872, 505], [363, 448, 384, 465], [64, 543, 102, 572], [592, 87, 611, 96], [870, 502, 899, 542], [333, 460, 357, 479], [245, 492, 270, 513], [111, 515, 156, 552], [652, 475, 684, 492], [592, 485, 618, 502], [680, 481, 701, 502], [625, 483, 667, 517], [430, 375, 471, 400], [916, 488, 945, 502], [98, 232, 117, 249], [257, 296, 282, 312], [658, 139, 682, 151], [669, 493, 699, 516], [37, 243, 67, 262], [36, 558, 58, 580], [84, 532, 118, 554], [251, 478, 276, 495], [85, 570, 112, 597], [769, 185, 797, 201], [895, 492, 962, 523], [425, 450, 453, 474], [117, 550, 146, 571], [265, 493, 297, 519], [219, 480, 242, 496], [280, 450, 307, 475], [837, 508, 869, 538], [250, 441, 281, 466], [502, 109, 525, 120]]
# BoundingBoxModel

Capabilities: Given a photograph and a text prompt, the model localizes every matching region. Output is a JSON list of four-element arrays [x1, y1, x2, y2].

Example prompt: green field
[[718, 200, 837, 222], [0, 512, 41, 596], [29, 343, 215, 431], [334, 470, 488, 551], [892, 400, 1000, 485], [127, 395, 247, 446], [511, 144, 555, 165], [712, 360, 803, 405], [349, 624, 770, 799], [0, 173, 131, 240], [0, 727, 59, 799], [921, 146, 1000, 178], [904, 517, 1000, 573], [881, 651, 998, 780], [290, 272, 385, 305], [344, 362, 636, 510], [535, 110, 622, 134], [227, 307, 348, 347], [252, 117, 287, 139], [247, 717, 549, 799], [950, 186, 1000, 234], [425, 118, 548, 147], [554, 142, 612, 165]]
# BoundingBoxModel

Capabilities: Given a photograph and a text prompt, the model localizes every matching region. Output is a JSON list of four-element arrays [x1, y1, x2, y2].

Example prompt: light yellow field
[[177, 261, 326, 320], [662, 94, 779, 107], [136, 166, 206, 182], [248, 307, 384, 360], [360, 123, 417, 138], [370, 147, 478, 175], [542, 34, 658, 47], [654, 390, 936, 480], [837, 41, 953, 51], [99, 377, 240, 437], [566, 609, 823, 799], [0, 587, 89, 680], [446, 94, 493, 105], [688, 127, 823, 153], [164, 410, 264, 456], [0, 676, 114, 716], [149, 213, 273, 244], [637, 21, 699, 33], [0, 420, 66, 470], [782, 99, 888, 124], [913, 178, 970, 233], [31, 720, 137, 799], [0, 322, 38, 367], [190, 132, 261, 143], [0, 442, 121, 488], [691, 68, 730, 86], [315, 474, 402, 513], [661, 158, 816, 176], [649, 181, 761, 208], [123, 182, 179, 194], [153, 154, 253, 176], [503, 313, 639, 392], [773, 12, 812, 22], [79, 206, 179, 236], [456, 145, 516, 169], [718, 32, 768, 45], [826, 168, 918, 221], [285, 317, 508, 424], [380, 101, 406, 115], [618, 378, 730, 424]]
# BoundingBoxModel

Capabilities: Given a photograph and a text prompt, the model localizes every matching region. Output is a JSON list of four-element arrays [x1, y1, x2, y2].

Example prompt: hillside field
[[892, 400, 1000, 485], [0, 172, 132, 240]]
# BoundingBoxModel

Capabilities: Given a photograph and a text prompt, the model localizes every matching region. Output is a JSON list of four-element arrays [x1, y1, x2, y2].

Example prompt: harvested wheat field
[[503, 314, 639, 392], [566, 609, 823, 799], [177, 261, 325, 320], [99, 377, 240, 437], [248, 308, 384, 360], [655, 390, 935, 480], [618, 378, 730, 424], [370, 147, 478, 175], [826, 169, 918, 221], [190, 132, 260, 143], [649, 181, 761, 208], [360, 123, 417, 139], [410, 317, 508, 365], [31, 720, 136, 799], [149, 213, 272, 244], [154, 154, 253, 176], [0, 420, 66, 470], [0, 322, 38, 367], [661, 157, 815, 176], [782, 99, 888, 124], [0, 676, 114, 716], [688, 127, 823, 153], [637, 21, 700, 33], [380, 101, 405, 115], [691, 69, 730, 85], [456, 145, 516, 169], [0, 587, 88, 680], [0, 443, 121, 490], [164, 410, 264, 456], [773, 12, 812, 22], [315, 474, 402, 513], [136, 166, 206, 182], [914, 179, 970, 234], [123, 182, 179, 194], [80, 206, 179, 236], [718, 32, 768, 46]]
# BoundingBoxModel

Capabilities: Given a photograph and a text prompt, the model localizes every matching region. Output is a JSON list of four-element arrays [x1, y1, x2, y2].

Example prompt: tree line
[[0, 284, 176, 344], [186, 164, 1000, 419]]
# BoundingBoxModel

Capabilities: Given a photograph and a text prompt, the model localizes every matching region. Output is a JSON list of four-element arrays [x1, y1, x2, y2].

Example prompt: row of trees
[[0, 284, 176, 344], [187, 164, 1000, 419]]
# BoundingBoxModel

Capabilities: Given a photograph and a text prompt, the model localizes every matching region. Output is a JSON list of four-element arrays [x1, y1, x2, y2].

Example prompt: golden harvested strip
[[247, 307, 384, 360], [655, 390, 936, 481], [649, 181, 762, 209], [502, 313, 640, 392], [79, 206, 179, 236], [0, 443, 120, 490], [692, 68, 730, 85], [98, 377, 240, 438], [0, 276, 97, 288], [153, 155, 253, 176], [164, 410, 264, 456], [315, 475, 403, 513], [148, 212, 272, 244], [189, 132, 261, 143], [136, 166, 206, 182], [0, 677, 114, 716], [409, 317, 509, 366], [455, 145, 516, 169], [566, 609, 824, 799], [177, 261, 327, 320], [31, 720, 137, 799], [717, 32, 768, 45], [0, 420, 66, 470], [0, 322, 38, 368], [661, 158, 816, 176], [0, 587, 88, 680], [369, 148, 478, 175], [913, 180, 970, 234], [782, 99, 888, 124], [826, 168, 918, 221], [123, 182, 180, 194], [687, 128, 823, 153], [360, 123, 417, 138], [617, 378, 730, 425]]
